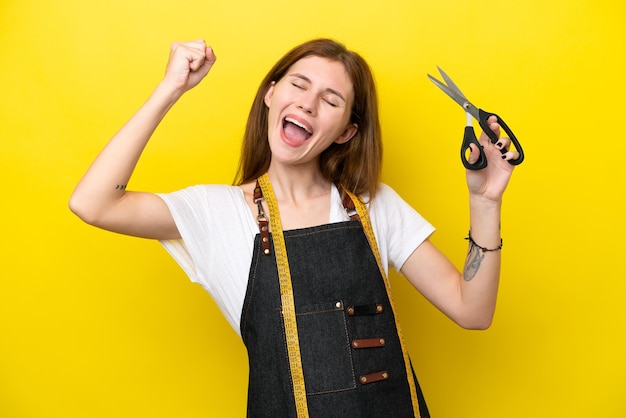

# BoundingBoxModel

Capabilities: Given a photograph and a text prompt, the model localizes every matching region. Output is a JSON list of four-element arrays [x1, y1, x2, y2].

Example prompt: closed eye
[[286, 74, 346, 107]]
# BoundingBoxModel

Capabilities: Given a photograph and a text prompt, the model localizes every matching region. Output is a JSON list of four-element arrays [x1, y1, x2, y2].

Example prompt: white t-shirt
[[158, 183, 434, 335]]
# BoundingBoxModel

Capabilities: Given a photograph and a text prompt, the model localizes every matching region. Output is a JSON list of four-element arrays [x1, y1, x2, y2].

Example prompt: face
[[264, 56, 358, 169]]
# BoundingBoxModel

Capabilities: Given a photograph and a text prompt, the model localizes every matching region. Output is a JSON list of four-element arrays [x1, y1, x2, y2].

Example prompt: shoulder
[[158, 183, 257, 242], [367, 183, 435, 271], [157, 184, 250, 221], [374, 183, 400, 200], [368, 182, 433, 231], [159, 184, 244, 204], [368, 183, 408, 212]]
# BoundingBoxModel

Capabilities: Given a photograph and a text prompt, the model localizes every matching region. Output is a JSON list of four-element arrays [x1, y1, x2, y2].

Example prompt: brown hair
[[234, 38, 382, 198]]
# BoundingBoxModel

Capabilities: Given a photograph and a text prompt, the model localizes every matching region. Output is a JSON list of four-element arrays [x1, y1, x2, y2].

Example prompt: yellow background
[[1, 0, 624, 416]]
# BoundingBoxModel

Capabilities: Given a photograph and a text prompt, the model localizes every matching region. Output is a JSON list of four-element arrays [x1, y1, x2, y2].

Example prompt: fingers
[[171, 39, 214, 72], [477, 117, 521, 163], [499, 148, 521, 162], [485, 115, 500, 139], [467, 142, 482, 165], [490, 136, 522, 163], [164, 40, 216, 92], [494, 136, 510, 150], [469, 136, 517, 164]]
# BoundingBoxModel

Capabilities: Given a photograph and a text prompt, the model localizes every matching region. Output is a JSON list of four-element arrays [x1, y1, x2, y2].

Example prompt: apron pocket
[[285, 300, 356, 395]]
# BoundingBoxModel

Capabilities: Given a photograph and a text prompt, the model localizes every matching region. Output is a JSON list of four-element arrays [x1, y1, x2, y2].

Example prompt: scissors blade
[[428, 67, 478, 119], [427, 73, 466, 108], [436, 67, 468, 101]]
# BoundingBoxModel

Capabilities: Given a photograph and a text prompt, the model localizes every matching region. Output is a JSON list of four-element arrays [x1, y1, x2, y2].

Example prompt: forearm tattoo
[[463, 244, 484, 281], [115, 184, 127, 190]]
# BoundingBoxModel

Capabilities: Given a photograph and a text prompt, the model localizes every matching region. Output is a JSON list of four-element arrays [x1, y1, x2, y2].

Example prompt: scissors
[[427, 67, 524, 170]]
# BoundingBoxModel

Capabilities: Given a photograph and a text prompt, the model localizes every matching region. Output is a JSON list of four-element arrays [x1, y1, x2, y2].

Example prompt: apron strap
[[253, 181, 271, 255], [337, 185, 360, 221]]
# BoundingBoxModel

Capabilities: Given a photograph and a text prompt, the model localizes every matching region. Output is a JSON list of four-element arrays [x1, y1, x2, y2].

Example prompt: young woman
[[70, 38, 517, 418]]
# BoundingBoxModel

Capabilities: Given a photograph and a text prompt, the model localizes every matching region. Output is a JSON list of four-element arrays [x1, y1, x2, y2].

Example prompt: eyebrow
[[289, 73, 347, 103]]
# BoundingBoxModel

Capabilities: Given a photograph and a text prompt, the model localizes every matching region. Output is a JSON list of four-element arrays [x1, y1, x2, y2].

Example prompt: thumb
[[190, 45, 217, 75], [205, 46, 217, 65], [199, 46, 217, 74]]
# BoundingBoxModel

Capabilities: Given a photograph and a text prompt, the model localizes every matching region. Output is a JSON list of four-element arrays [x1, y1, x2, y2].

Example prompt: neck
[[266, 162, 331, 205]]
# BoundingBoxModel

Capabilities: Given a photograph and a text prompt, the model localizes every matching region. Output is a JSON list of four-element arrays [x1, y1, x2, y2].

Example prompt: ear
[[264, 81, 276, 107], [335, 123, 358, 145]]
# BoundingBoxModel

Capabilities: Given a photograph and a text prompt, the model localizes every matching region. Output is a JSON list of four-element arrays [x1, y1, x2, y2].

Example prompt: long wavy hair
[[234, 38, 382, 199]]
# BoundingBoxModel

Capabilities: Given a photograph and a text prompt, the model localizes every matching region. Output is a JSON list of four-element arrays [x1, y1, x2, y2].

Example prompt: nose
[[296, 93, 316, 115], [297, 103, 313, 114]]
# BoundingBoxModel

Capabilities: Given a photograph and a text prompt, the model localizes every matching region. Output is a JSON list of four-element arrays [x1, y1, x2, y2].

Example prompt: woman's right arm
[[69, 40, 216, 240]]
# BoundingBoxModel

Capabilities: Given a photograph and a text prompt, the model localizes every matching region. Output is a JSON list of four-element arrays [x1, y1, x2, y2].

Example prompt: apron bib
[[240, 175, 430, 417]]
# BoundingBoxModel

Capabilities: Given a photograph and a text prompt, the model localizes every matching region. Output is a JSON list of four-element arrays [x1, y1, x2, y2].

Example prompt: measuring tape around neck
[[258, 173, 310, 417]]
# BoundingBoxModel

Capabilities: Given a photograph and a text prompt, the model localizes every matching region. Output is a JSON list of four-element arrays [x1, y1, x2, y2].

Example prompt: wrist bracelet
[[465, 230, 503, 252]]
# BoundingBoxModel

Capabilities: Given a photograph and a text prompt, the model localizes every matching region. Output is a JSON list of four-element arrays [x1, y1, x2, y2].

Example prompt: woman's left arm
[[401, 116, 516, 329]]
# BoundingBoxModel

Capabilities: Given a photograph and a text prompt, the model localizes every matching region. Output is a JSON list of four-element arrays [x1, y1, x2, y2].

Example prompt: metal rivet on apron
[[347, 306, 354, 315], [262, 237, 268, 243], [376, 304, 383, 313], [352, 341, 359, 348], [380, 339, 385, 345], [360, 376, 368, 383], [261, 226, 268, 232], [335, 301, 342, 308], [263, 249, 270, 255]]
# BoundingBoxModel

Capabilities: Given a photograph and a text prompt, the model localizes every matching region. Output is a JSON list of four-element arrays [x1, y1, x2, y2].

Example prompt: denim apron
[[240, 178, 430, 418]]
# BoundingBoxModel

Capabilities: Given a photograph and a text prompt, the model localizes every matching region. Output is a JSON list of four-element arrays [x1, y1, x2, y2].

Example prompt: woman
[[70, 38, 517, 417]]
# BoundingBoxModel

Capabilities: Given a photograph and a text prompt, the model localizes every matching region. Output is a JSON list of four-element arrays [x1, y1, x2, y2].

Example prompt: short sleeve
[[368, 184, 435, 273], [156, 185, 258, 334]]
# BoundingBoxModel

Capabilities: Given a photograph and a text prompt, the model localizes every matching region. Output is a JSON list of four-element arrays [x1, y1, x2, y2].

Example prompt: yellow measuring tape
[[259, 174, 420, 417], [343, 189, 422, 418], [258, 174, 310, 417]]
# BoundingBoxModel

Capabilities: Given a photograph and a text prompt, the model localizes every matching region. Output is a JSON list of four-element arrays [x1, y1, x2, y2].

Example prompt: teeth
[[285, 117, 312, 134]]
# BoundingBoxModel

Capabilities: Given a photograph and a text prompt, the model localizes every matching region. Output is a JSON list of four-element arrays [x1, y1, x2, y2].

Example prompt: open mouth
[[283, 117, 313, 142]]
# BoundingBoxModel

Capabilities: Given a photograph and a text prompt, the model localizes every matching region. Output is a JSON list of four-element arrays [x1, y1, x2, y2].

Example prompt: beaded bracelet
[[465, 230, 503, 252]]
